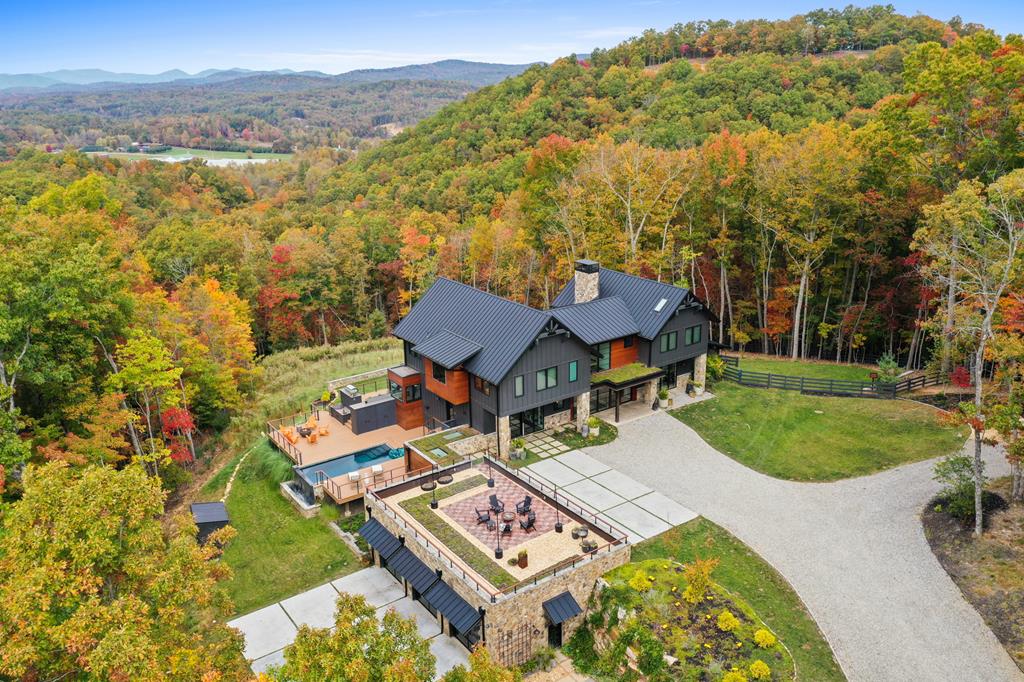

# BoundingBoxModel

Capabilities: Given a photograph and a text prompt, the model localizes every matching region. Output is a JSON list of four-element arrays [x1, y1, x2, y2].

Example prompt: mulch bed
[[923, 481, 1024, 672]]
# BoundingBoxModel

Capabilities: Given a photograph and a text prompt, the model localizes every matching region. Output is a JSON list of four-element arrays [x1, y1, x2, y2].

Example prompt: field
[[672, 382, 967, 481], [729, 354, 877, 382], [87, 145, 293, 163], [612, 519, 844, 681]]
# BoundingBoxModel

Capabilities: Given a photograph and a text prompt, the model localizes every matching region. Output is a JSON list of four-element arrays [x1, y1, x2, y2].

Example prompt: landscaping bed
[[554, 419, 618, 449], [398, 474, 517, 588], [567, 558, 792, 680], [923, 477, 1024, 672], [672, 382, 967, 481], [408, 426, 477, 465], [616, 519, 844, 681]]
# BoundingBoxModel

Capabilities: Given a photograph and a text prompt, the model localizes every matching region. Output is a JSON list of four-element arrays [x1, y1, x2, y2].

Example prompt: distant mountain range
[[0, 60, 539, 92]]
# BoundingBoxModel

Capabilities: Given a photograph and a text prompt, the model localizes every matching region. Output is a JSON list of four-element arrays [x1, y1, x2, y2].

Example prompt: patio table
[[420, 481, 437, 491], [501, 511, 516, 523], [437, 474, 454, 485]]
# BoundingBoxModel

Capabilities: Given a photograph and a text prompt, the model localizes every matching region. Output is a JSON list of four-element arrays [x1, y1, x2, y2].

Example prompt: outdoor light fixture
[[494, 521, 503, 559], [554, 484, 563, 532], [430, 464, 438, 509], [487, 459, 495, 488]]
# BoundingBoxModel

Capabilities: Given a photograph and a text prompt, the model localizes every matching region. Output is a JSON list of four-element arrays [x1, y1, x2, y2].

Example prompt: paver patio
[[228, 566, 469, 676], [524, 457, 585, 487], [561, 478, 627, 511]]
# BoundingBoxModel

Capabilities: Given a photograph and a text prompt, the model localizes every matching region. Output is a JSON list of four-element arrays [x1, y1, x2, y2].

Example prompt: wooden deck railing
[[326, 368, 392, 394]]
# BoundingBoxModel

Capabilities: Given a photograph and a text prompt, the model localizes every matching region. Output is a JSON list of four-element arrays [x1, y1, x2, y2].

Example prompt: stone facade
[[574, 264, 599, 304], [496, 415, 511, 459], [642, 378, 660, 404], [544, 408, 572, 430], [693, 353, 707, 388], [448, 432, 497, 458], [574, 390, 591, 430]]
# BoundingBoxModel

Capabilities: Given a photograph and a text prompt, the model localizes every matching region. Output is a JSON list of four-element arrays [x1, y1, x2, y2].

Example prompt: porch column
[[693, 353, 708, 388], [646, 378, 659, 404], [614, 390, 620, 423], [575, 391, 590, 431], [496, 415, 511, 460]]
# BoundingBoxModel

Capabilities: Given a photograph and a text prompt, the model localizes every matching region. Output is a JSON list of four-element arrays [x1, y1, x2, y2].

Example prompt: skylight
[[654, 298, 667, 312]]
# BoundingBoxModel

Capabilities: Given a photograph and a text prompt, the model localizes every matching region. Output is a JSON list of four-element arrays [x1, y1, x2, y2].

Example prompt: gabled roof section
[[393, 278, 551, 385], [553, 268, 704, 339], [412, 330, 483, 369], [549, 297, 639, 345]]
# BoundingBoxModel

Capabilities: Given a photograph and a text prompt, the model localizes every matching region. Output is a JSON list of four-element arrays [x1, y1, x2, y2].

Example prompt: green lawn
[[672, 382, 967, 481], [632, 518, 845, 682], [408, 427, 477, 465], [212, 441, 361, 615], [732, 354, 876, 382]]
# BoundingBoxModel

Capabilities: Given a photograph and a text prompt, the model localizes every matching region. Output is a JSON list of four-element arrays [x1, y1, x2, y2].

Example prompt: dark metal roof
[[549, 297, 640, 345], [389, 365, 420, 378], [358, 518, 402, 560], [190, 502, 228, 524], [412, 330, 483, 369], [542, 591, 583, 624], [393, 278, 550, 384], [553, 268, 702, 340], [388, 546, 440, 594], [422, 580, 481, 632]]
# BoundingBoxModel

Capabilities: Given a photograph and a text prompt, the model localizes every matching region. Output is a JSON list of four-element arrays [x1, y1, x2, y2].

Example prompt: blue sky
[[3, 0, 1021, 74]]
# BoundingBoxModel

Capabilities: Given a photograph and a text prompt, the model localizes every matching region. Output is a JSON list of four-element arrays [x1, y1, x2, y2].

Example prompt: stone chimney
[[574, 259, 599, 304]]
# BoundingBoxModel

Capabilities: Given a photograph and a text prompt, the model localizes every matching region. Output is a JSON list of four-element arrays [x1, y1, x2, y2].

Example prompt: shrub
[[706, 354, 726, 382], [658, 387, 669, 400], [629, 569, 652, 593], [753, 628, 777, 649], [587, 416, 601, 428], [683, 557, 718, 604], [511, 437, 525, 449], [722, 672, 748, 682], [749, 659, 772, 680], [876, 352, 900, 383], [717, 609, 740, 632], [933, 455, 982, 520]]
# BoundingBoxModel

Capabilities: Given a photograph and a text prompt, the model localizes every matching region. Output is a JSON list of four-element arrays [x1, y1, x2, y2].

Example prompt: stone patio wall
[[449, 432, 497, 457], [543, 409, 572, 430]]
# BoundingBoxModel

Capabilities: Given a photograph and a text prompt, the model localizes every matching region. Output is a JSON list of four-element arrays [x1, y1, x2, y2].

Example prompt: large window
[[431, 361, 446, 384], [568, 360, 578, 383], [536, 366, 558, 391], [591, 342, 611, 371], [406, 383, 421, 402], [659, 330, 678, 353], [685, 324, 703, 346], [514, 375, 524, 397], [389, 380, 403, 401]]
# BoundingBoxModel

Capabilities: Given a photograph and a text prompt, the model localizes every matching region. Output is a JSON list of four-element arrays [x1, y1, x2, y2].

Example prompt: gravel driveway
[[584, 410, 1021, 682]]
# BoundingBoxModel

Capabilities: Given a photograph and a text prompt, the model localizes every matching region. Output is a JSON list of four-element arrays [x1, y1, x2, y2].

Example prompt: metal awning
[[422, 580, 481, 633], [387, 546, 440, 594], [358, 518, 402, 560], [542, 591, 582, 625]]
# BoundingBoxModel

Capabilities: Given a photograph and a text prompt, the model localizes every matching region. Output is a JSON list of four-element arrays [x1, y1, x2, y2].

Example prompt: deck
[[269, 408, 422, 467]]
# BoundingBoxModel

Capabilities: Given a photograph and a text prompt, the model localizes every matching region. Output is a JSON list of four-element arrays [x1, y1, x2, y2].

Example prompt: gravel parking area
[[584, 411, 1021, 682]]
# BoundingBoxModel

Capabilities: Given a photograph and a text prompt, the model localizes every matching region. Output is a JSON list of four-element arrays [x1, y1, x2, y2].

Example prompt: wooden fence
[[719, 355, 948, 399]]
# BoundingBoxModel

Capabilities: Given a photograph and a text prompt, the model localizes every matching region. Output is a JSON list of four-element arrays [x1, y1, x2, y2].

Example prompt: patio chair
[[488, 494, 504, 514], [304, 416, 317, 431], [308, 431, 318, 444], [318, 426, 329, 436], [487, 519, 496, 532], [500, 522, 512, 536], [475, 508, 491, 525], [515, 495, 533, 515], [519, 511, 536, 533], [285, 431, 299, 445]]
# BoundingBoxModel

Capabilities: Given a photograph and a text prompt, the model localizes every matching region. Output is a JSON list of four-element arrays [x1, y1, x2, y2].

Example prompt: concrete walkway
[[583, 411, 1021, 682], [228, 567, 470, 676]]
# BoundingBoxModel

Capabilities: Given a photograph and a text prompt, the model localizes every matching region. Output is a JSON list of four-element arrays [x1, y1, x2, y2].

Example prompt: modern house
[[388, 260, 714, 457]]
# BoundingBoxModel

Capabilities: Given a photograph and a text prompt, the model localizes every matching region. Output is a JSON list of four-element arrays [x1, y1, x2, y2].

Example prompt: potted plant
[[318, 390, 332, 406], [517, 549, 528, 569], [657, 387, 669, 408], [686, 380, 696, 397], [510, 437, 525, 460], [692, 381, 705, 396], [587, 416, 601, 438]]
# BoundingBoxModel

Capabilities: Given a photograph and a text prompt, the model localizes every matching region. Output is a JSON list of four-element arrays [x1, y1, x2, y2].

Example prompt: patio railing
[[326, 368, 391, 394]]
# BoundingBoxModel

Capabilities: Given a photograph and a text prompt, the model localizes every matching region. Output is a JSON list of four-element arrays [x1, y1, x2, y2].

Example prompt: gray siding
[[646, 308, 708, 368], [496, 333, 591, 417], [403, 341, 424, 372]]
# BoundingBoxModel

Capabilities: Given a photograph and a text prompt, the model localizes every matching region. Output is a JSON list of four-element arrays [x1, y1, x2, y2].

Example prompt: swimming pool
[[293, 443, 403, 485]]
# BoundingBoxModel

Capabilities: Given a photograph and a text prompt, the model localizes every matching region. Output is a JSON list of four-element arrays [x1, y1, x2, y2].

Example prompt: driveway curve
[[583, 411, 1021, 682]]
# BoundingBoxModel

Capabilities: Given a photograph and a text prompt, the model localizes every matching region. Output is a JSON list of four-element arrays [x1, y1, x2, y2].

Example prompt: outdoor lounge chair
[[500, 522, 512, 536], [307, 431, 318, 444], [488, 494, 504, 514], [515, 495, 533, 515], [475, 508, 491, 525], [519, 511, 536, 533], [318, 426, 329, 436]]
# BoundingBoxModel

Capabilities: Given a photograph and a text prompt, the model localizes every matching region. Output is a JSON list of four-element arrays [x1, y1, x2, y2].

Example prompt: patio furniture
[[501, 511, 516, 523], [437, 473, 454, 485], [318, 426, 329, 436], [421, 481, 437, 492], [489, 494, 504, 514], [500, 522, 512, 536], [297, 425, 312, 438], [515, 495, 533, 515], [581, 539, 598, 553], [307, 431, 318, 444], [487, 519, 496, 532], [475, 508, 491, 525], [575, 526, 589, 538], [519, 511, 536, 533], [370, 464, 384, 475]]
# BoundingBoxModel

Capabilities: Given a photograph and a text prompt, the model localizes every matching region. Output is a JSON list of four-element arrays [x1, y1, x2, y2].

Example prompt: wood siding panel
[[609, 337, 639, 369], [423, 359, 470, 405], [395, 398, 424, 429]]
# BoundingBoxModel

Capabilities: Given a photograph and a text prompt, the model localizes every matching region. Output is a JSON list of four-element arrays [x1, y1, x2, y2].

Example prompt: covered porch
[[588, 362, 664, 423]]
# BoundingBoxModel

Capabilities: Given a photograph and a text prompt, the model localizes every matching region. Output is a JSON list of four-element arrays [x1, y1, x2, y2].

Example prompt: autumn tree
[[0, 462, 249, 681]]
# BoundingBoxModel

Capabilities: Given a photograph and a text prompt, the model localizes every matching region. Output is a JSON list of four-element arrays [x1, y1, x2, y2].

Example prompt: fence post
[[800, 376, 805, 392], [767, 373, 772, 388]]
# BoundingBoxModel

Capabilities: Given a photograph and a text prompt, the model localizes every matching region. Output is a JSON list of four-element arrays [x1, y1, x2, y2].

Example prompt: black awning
[[358, 518, 403, 560], [543, 591, 582, 625], [388, 546, 439, 594], [422, 580, 481, 633]]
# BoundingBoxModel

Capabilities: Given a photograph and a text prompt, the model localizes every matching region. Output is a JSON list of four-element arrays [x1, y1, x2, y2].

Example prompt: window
[[431, 361, 446, 384], [685, 324, 703, 346], [623, 335, 634, 348], [406, 383, 421, 402], [389, 380, 403, 401], [659, 330, 678, 353], [514, 375, 524, 397], [536, 366, 558, 391], [473, 376, 491, 396], [568, 360, 578, 383], [591, 342, 610, 371], [654, 297, 668, 312]]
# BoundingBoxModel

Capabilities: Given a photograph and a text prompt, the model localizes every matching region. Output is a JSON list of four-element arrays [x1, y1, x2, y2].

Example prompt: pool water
[[295, 444, 403, 484]]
